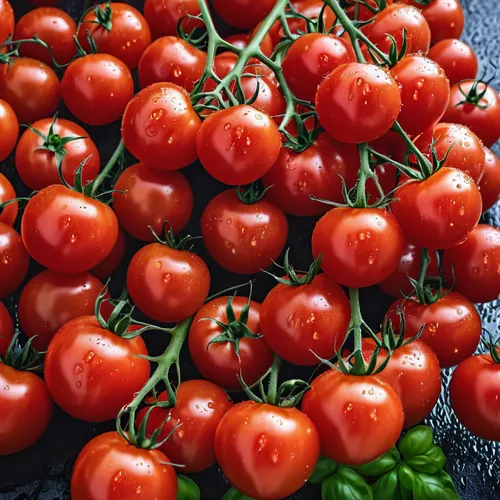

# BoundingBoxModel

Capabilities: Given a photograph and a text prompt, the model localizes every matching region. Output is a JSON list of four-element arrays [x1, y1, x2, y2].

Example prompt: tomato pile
[[0, 0, 499, 499]]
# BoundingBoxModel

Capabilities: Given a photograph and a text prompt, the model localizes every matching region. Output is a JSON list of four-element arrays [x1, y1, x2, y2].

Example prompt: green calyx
[[1, 333, 44, 373], [265, 248, 322, 287], [236, 181, 272, 205], [92, 1, 113, 32], [482, 334, 500, 364], [149, 222, 201, 251], [455, 74, 494, 110]]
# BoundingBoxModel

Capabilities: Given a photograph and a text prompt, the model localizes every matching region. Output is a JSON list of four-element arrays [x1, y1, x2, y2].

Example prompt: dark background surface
[[0, 0, 499, 498]]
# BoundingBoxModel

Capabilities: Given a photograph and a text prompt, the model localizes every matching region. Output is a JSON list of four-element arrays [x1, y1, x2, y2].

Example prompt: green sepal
[[399, 425, 434, 458], [309, 456, 339, 484], [322, 466, 373, 500], [176, 475, 201, 500]]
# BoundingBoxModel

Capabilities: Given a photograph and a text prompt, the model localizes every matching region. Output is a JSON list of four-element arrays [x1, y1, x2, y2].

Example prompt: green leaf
[[371, 470, 401, 500], [176, 475, 200, 500], [398, 425, 433, 458], [398, 464, 416, 492], [413, 471, 460, 500], [222, 488, 256, 500], [322, 467, 373, 500], [406, 445, 446, 474], [353, 447, 400, 477], [309, 456, 338, 484]]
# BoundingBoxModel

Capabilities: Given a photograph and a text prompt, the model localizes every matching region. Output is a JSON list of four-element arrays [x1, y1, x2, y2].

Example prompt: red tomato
[[215, 401, 320, 499], [421, 0, 464, 44], [21, 185, 119, 274], [61, 54, 134, 126], [189, 296, 273, 389], [13, 7, 77, 66], [286, 0, 337, 38], [71, 432, 178, 500], [365, 162, 398, 203], [0, 99, 18, 162], [0, 172, 17, 226], [137, 380, 233, 473], [315, 63, 401, 144], [45, 317, 149, 422], [346, 0, 394, 21], [302, 369, 403, 465], [90, 226, 127, 280], [0, 0, 14, 43], [127, 242, 210, 323], [0, 300, 13, 358], [479, 147, 500, 211], [0, 222, 29, 299], [15, 117, 100, 190], [312, 207, 405, 288], [225, 31, 274, 58], [113, 163, 193, 241], [201, 189, 288, 274], [122, 82, 201, 171], [212, 0, 275, 29], [369, 130, 407, 163], [391, 167, 482, 250]]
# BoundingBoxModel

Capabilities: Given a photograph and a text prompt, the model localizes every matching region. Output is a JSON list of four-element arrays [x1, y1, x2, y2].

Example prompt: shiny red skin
[[312, 207, 405, 288], [215, 401, 320, 500], [302, 369, 404, 466], [0, 99, 18, 163], [225, 31, 274, 59], [70, 432, 178, 500], [212, 0, 275, 29], [285, 0, 337, 38], [21, 185, 119, 274], [15, 117, 100, 191], [0, 222, 29, 299], [90, 227, 127, 280], [479, 147, 500, 211], [369, 130, 407, 163], [0, 0, 14, 43], [0, 172, 17, 226], [346, 0, 394, 21], [137, 381, 233, 473], [127, 243, 210, 323], [122, 82, 201, 171], [113, 163, 193, 241], [421, 0, 464, 44], [391, 167, 482, 250], [0, 300, 13, 358]]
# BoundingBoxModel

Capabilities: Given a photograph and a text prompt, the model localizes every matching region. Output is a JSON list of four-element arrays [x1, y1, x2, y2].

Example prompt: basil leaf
[[309, 456, 339, 484], [371, 470, 401, 500], [222, 488, 255, 500], [177, 475, 201, 500], [406, 444, 446, 474], [413, 471, 460, 500], [353, 447, 400, 476], [398, 425, 433, 458], [322, 467, 373, 500], [398, 463, 416, 492]]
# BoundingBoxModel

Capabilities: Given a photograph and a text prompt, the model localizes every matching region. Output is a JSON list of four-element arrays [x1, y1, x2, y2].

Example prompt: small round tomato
[[13, 7, 77, 66], [0, 0, 14, 43], [212, 0, 275, 29], [285, 0, 337, 37], [138, 380, 233, 473], [71, 432, 178, 500], [201, 189, 288, 274], [391, 167, 482, 250], [346, 0, 394, 21], [21, 185, 119, 274], [0, 172, 17, 225], [302, 369, 403, 465], [61, 54, 134, 126], [15, 117, 100, 190], [90, 226, 127, 280], [78, 2, 151, 70], [369, 130, 407, 163], [122, 82, 201, 171], [189, 296, 273, 389], [421, 0, 464, 44], [113, 163, 193, 242], [0, 57, 60, 123], [479, 147, 500, 211], [0, 300, 13, 358], [428, 39, 478, 86], [0, 222, 29, 299], [316, 63, 401, 144], [0, 99, 18, 162], [215, 401, 320, 499], [144, 0, 202, 39], [312, 207, 405, 288], [45, 317, 149, 422], [225, 30, 274, 58]]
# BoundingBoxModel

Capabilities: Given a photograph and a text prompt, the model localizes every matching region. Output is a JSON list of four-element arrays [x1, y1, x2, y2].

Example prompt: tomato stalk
[[2, 35, 66, 69], [416, 248, 431, 289], [90, 138, 124, 196]]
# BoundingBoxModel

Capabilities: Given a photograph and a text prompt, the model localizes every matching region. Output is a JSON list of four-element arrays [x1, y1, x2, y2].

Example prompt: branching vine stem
[[90, 139, 124, 196]]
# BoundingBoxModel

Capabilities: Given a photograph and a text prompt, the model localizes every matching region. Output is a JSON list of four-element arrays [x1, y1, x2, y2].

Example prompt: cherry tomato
[[0, 300, 13, 358], [316, 63, 401, 144], [71, 431, 178, 500], [61, 54, 134, 126], [0, 0, 14, 43], [346, 0, 394, 21], [0, 172, 17, 226], [189, 296, 273, 389], [15, 117, 100, 191], [212, 0, 275, 29], [479, 147, 500, 211], [369, 130, 407, 163], [302, 369, 404, 465], [90, 226, 127, 280], [421, 0, 464, 44], [285, 0, 337, 38], [122, 82, 201, 171], [113, 163, 193, 242], [201, 189, 288, 274], [215, 401, 320, 499], [0, 222, 29, 299], [0, 99, 18, 162], [225, 30, 274, 58], [21, 185, 119, 274]]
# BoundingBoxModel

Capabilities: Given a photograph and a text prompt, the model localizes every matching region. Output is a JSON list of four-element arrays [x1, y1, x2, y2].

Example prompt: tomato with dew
[[144, 0, 202, 39], [479, 147, 500, 211], [90, 227, 127, 280], [420, 0, 464, 44], [212, 0, 276, 29], [0, 99, 18, 163], [0, 301, 13, 358], [0, 0, 14, 44], [0, 172, 18, 226]]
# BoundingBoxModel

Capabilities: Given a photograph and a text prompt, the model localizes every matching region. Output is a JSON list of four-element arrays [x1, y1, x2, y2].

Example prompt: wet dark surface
[[0, 0, 499, 498]]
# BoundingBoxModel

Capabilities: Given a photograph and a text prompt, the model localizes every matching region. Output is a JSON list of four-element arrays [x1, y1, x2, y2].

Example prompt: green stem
[[417, 248, 430, 289], [354, 143, 372, 207], [265, 354, 282, 405], [90, 139, 124, 196], [83, 0, 94, 13], [349, 288, 363, 354]]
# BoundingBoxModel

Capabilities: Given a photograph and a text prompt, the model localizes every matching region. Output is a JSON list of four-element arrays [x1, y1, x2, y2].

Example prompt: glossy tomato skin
[[212, 0, 275, 29], [0, 300, 13, 358], [90, 227, 127, 280], [201, 190, 288, 274], [479, 147, 500, 211], [71, 431, 178, 500], [21, 185, 119, 274], [45, 317, 149, 422], [215, 401, 320, 499], [0, 172, 18, 225], [122, 82, 201, 171], [0, 222, 29, 299], [0, 0, 14, 43], [312, 207, 405, 288], [189, 297, 273, 389], [127, 243, 210, 323], [15, 118, 100, 191], [421, 0, 464, 44], [225, 31, 274, 59], [286, 0, 337, 38], [316, 63, 401, 144], [137, 381, 233, 473], [113, 163, 193, 241], [391, 167, 482, 250], [302, 369, 404, 465], [450, 353, 500, 441], [0, 99, 18, 163], [0, 364, 53, 455]]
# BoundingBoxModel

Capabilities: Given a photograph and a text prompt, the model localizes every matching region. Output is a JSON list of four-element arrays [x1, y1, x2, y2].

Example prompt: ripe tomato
[[0, 57, 60, 123], [346, 0, 394, 21], [225, 31, 274, 59], [428, 39, 478, 86], [71, 431, 178, 500], [21, 185, 119, 274], [0, 0, 14, 43], [391, 167, 482, 250], [113, 163, 193, 242], [0, 222, 29, 299], [122, 82, 201, 171], [369, 130, 406, 163], [90, 226, 127, 280], [312, 207, 405, 288], [215, 401, 320, 499], [189, 296, 273, 389], [443, 224, 500, 304], [127, 242, 210, 323], [0, 172, 17, 225], [201, 189, 288, 274], [479, 147, 500, 211], [0, 300, 13, 357], [420, 0, 464, 44], [0, 363, 53, 455], [137, 380, 233, 473], [212, 0, 275, 29], [13, 7, 77, 66], [15, 117, 100, 191], [61, 54, 134, 126], [302, 369, 403, 465], [315, 63, 401, 144], [45, 317, 149, 422], [78, 3, 151, 70], [0, 99, 18, 162], [286, 0, 337, 38]]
